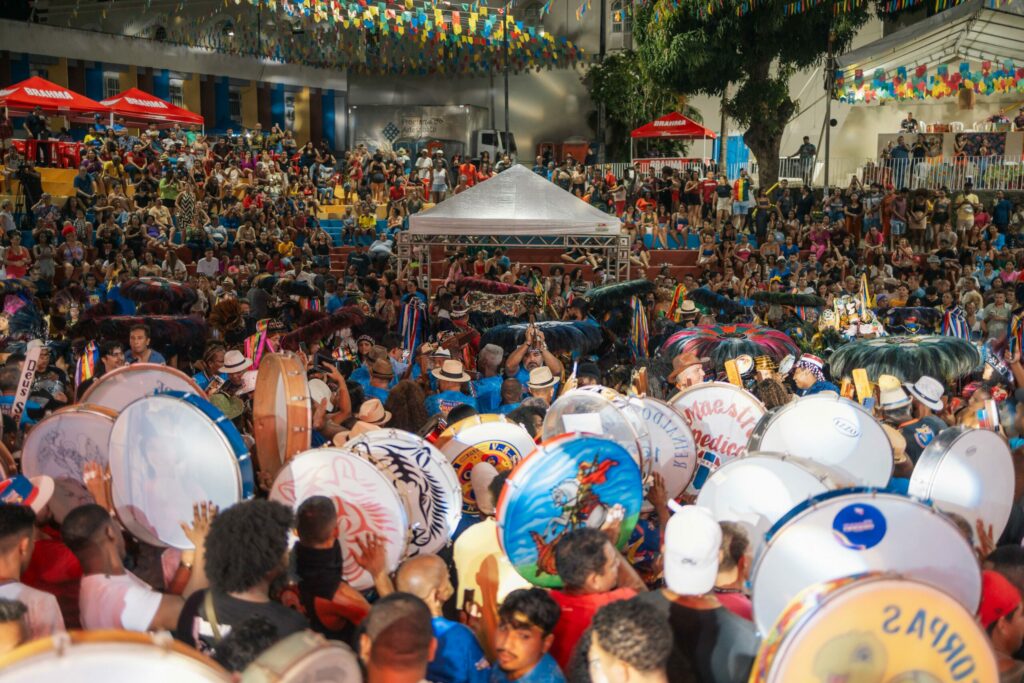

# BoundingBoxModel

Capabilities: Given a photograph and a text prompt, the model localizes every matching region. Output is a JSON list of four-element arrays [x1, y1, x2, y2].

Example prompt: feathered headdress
[[659, 323, 800, 370], [828, 335, 981, 383], [71, 314, 209, 359], [480, 320, 602, 355], [455, 277, 533, 296], [749, 291, 827, 308], [686, 288, 747, 318], [279, 306, 366, 351], [208, 298, 248, 344], [121, 277, 198, 313], [584, 280, 655, 313], [880, 307, 942, 335]]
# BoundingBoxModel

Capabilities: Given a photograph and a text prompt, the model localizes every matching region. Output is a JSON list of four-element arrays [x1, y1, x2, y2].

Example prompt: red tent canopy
[[0, 76, 109, 121], [631, 112, 717, 139], [101, 87, 204, 127]]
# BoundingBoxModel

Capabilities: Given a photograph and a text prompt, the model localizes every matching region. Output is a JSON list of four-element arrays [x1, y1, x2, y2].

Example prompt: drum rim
[[442, 420, 537, 472], [79, 363, 203, 408], [244, 631, 359, 680], [253, 352, 312, 483], [0, 629, 229, 678], [668, 380, 767, 412], [109, 394, 244, 548], [436, 413, 508, 450], [696, 451, 846, 507]]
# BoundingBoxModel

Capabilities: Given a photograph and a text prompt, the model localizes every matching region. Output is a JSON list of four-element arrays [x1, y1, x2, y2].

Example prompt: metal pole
[[503, 8, 510, 156], [257, 1, 262, 57], [823, 32, 834, 195], [596, 0, 607, 162]]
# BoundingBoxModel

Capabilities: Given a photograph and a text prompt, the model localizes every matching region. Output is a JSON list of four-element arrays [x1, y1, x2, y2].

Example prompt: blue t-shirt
[[797, 380, 839, 396], [473, 375, 503, 413], [106, 286, 137, 315], [326, 293, 344, 313], [498, 402, 521, 415], [365, 384, 390, 405], [429, 616, 491, 683], [490, 654, 565, 683], [425, 391, 478, 417], [0, 397, 42, 427], [513, 366, 559, 399], [126, 349, 167, 365], [994, 199, 1013, 227]]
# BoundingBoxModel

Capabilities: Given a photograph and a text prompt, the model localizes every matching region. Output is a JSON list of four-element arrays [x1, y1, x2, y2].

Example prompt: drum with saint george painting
[[496, 434, 642, 589]]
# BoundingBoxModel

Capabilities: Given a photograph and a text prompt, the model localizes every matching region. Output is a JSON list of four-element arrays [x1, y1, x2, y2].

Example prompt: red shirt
[[549, 588, 636, 670], [713, 590, 753, 621], [22, 526, 83, 628], [700, 178, 718, 203]]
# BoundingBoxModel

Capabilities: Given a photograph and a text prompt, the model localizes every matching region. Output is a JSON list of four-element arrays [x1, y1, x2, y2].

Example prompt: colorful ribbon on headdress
[[401, 299, 424, 357], [941, 305, 970, 340], [858, 273, 875, 318], [74, 341, 99, 388], [668, 284, 688, 322], [244, 319, 271, 370], [1010, 310, 1024, 358], [629, 295, 649, 363], [299, 297, 321, 312]]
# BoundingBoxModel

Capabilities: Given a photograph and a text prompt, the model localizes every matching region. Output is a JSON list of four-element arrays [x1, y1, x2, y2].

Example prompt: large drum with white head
[[270, 448, 408, 591], [626, 396, 698, 508], [0, 630, 230, 682], [344, 428, 462, 557], [240, 630, 361, 683], [747, 393, 893, 487], [669, 382, 765, 494], [909, 426, 1015, 543], [79, 363, 203, 412], [750, 489, 981, 637], [750, 573, 997, 682], [696, 452, 851, 557], [108, 392, 254, 549]]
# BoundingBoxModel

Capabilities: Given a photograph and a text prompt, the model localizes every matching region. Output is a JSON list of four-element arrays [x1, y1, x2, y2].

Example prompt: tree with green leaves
[[583, 49, 702, 160], [635, 0, 874, 187]]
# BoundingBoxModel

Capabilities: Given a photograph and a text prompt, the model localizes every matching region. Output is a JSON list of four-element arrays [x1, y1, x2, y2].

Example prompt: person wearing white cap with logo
[[899, 375, 949, 464], [635, 505, 757, 682]]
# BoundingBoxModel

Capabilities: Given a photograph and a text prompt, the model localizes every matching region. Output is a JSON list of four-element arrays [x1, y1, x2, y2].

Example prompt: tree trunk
[[744, 121, 783, 189]]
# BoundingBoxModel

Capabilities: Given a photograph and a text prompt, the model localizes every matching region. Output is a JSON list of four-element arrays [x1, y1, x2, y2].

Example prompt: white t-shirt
[[415, 156, 433, 180], [196, 257, 220, 278], [79, 572, 163, 632], [0, 581, 65, 639]]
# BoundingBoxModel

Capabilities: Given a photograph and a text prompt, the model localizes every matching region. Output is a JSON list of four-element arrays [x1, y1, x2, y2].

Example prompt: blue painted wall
[[153, 69, 170, 101], [11, 55, 30, 82], [84, 63, 104, 102], [215, 76, 231, 131], [271, 83, 285, 127], [322, 89, 336, 150]]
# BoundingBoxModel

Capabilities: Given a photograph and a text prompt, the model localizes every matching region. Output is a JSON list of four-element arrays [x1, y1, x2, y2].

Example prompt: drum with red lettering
[[669, 382, 765, 494], [79, 363, 203, 412], [437, 415, 536, 515], [269, 448, 408, 591], [750, 573, 997, 683], [240, 630, 361, 683], [0, 630, 230, 682], [909, 426, 1015, 543], [695, 453, 851, 557], [750, 489, 981, 637], [747, 393, 893, 487]]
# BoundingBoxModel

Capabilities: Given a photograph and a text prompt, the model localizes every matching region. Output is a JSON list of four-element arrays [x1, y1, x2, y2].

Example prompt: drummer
[[790, 354, 838, 396], [900, 376, 948, 462], [426, 360, 478, 417], [667, 352, 708, 392], [125, 324, 166, 365], [526, 367, 559, 407], [504, 326, 563, 397]]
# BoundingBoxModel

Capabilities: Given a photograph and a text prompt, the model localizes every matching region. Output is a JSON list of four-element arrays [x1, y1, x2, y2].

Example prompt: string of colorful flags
[[836, 60, 1024, 102], [69, 0, 582, 76], [639, 0, 982, 23]]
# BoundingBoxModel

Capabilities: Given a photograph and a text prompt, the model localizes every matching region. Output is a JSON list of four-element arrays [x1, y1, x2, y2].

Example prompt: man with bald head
[[396, 554, 490, 683]]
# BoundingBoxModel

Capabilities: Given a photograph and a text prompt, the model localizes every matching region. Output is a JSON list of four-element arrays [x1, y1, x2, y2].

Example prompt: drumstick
[[852, 369, 871, 405], [724, 359, 742, 387]]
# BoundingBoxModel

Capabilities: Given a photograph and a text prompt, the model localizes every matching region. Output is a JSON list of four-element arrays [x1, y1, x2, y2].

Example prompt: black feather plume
[[480, 320, 602, 355], [749, 291, 827, 308], [584, 280, 655, 312], [687, 288, 747, 317]]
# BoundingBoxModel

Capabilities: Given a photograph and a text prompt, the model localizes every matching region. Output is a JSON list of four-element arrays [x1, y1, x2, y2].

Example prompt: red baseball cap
[[980, 570, 1022, 629]]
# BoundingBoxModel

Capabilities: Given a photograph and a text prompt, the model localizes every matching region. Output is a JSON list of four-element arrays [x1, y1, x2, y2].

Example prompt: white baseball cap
[[663, 505, 722, 596]]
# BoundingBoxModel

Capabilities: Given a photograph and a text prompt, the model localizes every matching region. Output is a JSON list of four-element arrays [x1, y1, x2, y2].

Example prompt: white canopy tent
[[399, 165, 628, 291], [408, 164, 621, 236], [837, 0, 1024, 80]]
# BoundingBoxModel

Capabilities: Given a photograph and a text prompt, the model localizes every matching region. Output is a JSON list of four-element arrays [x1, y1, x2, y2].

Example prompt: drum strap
[[203, 590, 224, 643]]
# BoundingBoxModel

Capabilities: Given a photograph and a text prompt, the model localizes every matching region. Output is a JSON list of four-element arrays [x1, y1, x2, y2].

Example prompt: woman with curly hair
[[385, 379, 429, 433]]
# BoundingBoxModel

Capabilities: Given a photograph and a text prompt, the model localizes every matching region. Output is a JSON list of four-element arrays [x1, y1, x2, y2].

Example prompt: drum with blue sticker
[[108, 391, 254, 549], [496, 434, 643, 588], [750, 489, 981, 637]]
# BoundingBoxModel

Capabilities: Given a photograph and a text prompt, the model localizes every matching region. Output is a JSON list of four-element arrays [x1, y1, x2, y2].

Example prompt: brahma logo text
[[24, 88, 72, 100]]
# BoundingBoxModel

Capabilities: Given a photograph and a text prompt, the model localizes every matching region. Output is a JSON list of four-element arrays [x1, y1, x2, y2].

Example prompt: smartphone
[[463, 588, 475, 607], [299, 342, 308, 354]]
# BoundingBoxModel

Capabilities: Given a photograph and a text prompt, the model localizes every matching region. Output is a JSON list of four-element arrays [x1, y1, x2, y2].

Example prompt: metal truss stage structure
[[396, 232, 631, 293]]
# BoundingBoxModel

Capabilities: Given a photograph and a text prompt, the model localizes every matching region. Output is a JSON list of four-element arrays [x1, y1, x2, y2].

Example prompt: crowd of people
[[0, 114, 1022, 682]]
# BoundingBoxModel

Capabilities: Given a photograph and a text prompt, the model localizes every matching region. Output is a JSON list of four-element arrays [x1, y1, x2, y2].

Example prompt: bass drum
[[750, 573, 997, 683], [21, 404, 117, 521], [750, 489, 981, 637], [270, 448, 408, 591], [0, 630, 230, 682], [437, 415, 536, 515], [542, 388, 645, 467], [344, 428, 462, 557], [79, 363, 203, 413], [108, 392, 255, 549], [625, 397, 697, 509], [909, 426, 1015, 543], [496, 434, 642, 588], [669, 382, 765, 494], [747, 393, 892, 487], [695, 453, 851, 557], [253, 353, 311, 484], [240, 630, 361, 683]]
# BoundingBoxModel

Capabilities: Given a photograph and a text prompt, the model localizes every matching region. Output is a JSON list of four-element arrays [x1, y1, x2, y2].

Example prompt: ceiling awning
[[630, 111, 717, 139], [837, 0, 1024, 81], [0, 75, 109, 121], [101, 87, 204, 127]]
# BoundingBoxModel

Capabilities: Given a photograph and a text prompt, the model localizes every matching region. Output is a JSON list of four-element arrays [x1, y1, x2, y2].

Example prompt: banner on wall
[[349, 104, 489, 155]]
